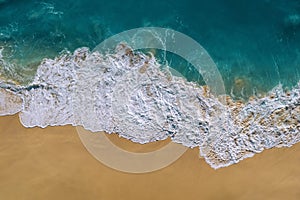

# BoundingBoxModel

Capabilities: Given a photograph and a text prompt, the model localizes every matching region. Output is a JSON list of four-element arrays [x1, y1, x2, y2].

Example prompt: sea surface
[[0, 0, 299, 94], [0, 0, 299, 169]]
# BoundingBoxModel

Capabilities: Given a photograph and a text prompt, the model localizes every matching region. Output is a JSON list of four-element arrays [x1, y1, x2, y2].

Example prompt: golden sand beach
[[0, 114, 300, 200]]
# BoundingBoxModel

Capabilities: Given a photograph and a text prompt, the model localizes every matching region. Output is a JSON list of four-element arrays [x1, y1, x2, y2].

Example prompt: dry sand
[[0, 114, 299, 200]]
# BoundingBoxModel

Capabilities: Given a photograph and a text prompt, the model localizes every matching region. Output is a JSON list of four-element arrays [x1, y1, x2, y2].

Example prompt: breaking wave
[[0, 44, 299, 169]]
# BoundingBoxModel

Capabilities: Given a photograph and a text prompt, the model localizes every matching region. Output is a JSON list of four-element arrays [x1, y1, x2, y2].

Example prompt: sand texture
[[0, 115, 300, 200]]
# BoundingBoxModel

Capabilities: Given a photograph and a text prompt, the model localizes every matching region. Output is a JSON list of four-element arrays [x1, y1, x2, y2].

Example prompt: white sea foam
[[0, 44, 299, 169], [0, 88, 23, 116]]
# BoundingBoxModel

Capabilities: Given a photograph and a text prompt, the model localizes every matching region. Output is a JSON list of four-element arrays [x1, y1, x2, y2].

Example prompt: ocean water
[[0, 0, 299, 94], [0, 0, 300, 169]]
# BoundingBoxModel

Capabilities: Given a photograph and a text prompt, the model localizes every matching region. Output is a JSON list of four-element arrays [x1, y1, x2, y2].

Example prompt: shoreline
[[0, 46, 299, 169]]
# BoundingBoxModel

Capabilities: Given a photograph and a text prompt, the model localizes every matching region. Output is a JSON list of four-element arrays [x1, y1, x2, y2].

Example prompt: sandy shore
[[0, 114, 299, 200]]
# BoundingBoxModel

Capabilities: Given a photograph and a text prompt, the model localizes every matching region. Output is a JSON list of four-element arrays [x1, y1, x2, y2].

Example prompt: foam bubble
[[0, 44, 299, 169]]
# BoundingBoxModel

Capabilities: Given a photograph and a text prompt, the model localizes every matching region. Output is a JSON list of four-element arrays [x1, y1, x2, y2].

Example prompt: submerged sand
[[0, 115, 300, 200]]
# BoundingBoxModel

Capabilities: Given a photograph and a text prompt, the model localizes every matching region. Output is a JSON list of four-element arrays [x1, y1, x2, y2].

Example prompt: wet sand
[[0, 114, 299, 200]]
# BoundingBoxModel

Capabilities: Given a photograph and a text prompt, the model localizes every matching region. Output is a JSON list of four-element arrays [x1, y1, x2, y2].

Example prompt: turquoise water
[[0, 0, 300, 98]]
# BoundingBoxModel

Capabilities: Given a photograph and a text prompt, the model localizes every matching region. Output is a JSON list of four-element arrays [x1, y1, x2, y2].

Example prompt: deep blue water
[[0, 0, 300, 98]]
